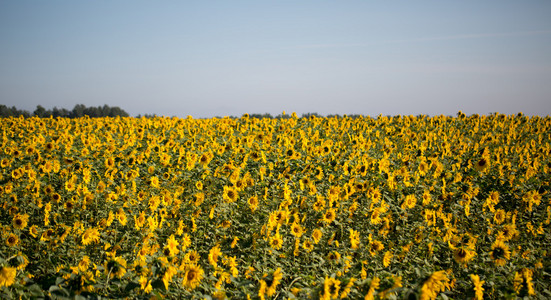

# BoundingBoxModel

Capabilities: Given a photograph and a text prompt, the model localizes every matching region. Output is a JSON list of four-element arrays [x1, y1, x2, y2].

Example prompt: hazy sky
[[1, 1, 551, 118]]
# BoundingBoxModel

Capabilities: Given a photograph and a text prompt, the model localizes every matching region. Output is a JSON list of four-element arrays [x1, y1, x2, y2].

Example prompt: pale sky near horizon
[[1, 1, 551, 118]]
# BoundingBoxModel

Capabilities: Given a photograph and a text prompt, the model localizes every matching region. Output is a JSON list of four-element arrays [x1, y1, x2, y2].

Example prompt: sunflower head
[[475, 158, 489, 171], [490, 240, 511, 266], [453, 247, 475, 265], [0, 266, 17, 288], [6, 233, 19, 247], [183, 264, 204, 290], [13, 214, 29, 230]]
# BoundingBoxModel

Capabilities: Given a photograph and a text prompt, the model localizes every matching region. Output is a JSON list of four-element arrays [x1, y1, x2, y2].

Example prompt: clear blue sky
[[1, 1, 551, 118]]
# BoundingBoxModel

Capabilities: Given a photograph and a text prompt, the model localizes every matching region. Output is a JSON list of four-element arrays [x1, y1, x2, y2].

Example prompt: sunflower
[[247, 196, 259, 212], [313, 198, 326, 212], [25, 145, 36, 156], [516, 268, 536, 296], [312, 228, 323, 244], [302, 239, 314, 252], [44, 185, 54, 195], [420, 271, 450, 300], [490, 240, 511, 266], [0, 267, 17, 288], [234, 179, 245, 190], [139, 275, 152, 293], [401, 194, 417, 210], [51, 193, 61, 202], [6, 233, 19, 247], [198, 152, 212, 166], [165, 235, 180, 257], [105, 156, 115, 169], [370, 207, 383, 225], [326, 251, 341, 262], [339, 278, 356, 299], [422, 190, 432, 205], [453, 247, 476, 265], [195, 181, 203, 190], [116, 208, 127, 226], [499, 224, 518, 241], [185, 250, 201, 264], [383, 251, 393, 267], [328, 185, 340, 199], [418, 161, 429, 176], [78, 256, 91, 273], [270, 233, 283, 250], [150, 176, 159, 188], [208, 245, 221, 268], [258, 279, 268, 300], [181, 233, 192, 250], [365, 276, 380, 300], [349, 229, 360, 250], [368, 240, 384, 256], [321, 145, 331, 156], [12, 213, 29, 230], [29, 225, 39, 238], [220, 220, 231, 229], [231, 237, 239, 248], [82, 228, 100, 245], [493, 209, 506, 224], [474, 158, 489, 172], [15, 252, 29, 271], [470, 274, 484, 300], [97, 181, 106, 193], [266, 268, 282, 297], [134, 211, 146, 230], [268, 210, 288, 227], [41, 228, 55, 242], [64, 200, 74, 211], [285, 148, 294, 158], [222, 186, 238, 203], [250, 151, 261, 161], [290, 222, 304, 238], [322, 208, 337, 224], [182, 264, 204, 290], [1, 158, 11, 168], [321, 276, 340, 300], [106, 256, 127, 278]]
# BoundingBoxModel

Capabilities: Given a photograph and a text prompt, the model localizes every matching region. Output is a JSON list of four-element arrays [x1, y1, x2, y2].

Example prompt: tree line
[[0, 104, 367, 119], [0, 104, 129, 118]]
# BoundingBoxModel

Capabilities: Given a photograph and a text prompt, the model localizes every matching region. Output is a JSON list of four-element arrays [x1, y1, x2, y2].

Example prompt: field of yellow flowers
[[1, 112, 550, 299]]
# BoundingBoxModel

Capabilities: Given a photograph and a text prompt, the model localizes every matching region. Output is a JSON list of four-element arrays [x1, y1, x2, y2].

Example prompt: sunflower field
[[0, 112, 550, 299]]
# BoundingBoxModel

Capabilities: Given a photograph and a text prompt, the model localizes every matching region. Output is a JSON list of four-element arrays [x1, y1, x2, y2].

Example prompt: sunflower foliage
[[0, 112, 550, 299]]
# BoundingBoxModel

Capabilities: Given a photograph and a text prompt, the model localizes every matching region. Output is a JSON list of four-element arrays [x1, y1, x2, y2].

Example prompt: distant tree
[[52, 107, 70, 117], [109, 106, 129, 117], [249, 113, 263, 119], [275, 113, 290, 119], [100, 104, 110, 117], [137, 113, 159, 118], [2, 103, 129, 118], [250, 113, 273, 119], [34, 105, 47, 117], [302, 112, 322, 118], [1, 105, 12, 117], [83, 106, 100, 117], [0, 105, 30, 117], [71, 104, 86, 118]]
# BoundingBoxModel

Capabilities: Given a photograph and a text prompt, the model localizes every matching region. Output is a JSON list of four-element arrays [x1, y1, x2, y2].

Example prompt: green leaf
[[124, 281, 141, 292], [151, 279, 166, 291], [28, 284, 45, 297]]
